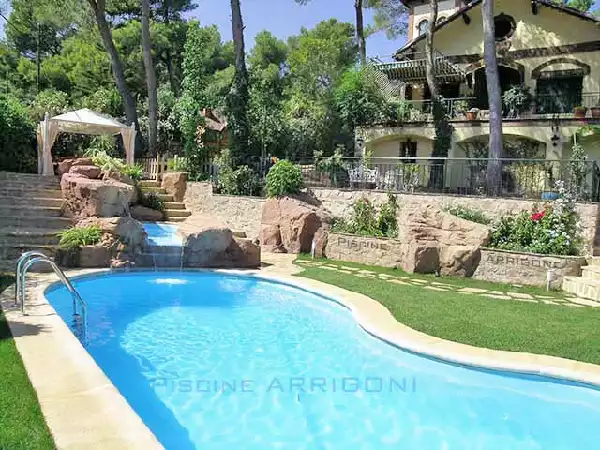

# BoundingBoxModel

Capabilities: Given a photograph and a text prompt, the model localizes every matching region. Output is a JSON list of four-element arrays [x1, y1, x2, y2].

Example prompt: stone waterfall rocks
[[61, 173, 136, 218], [162, 172, 188, 202], [178, 217, 261, 268], [259, 196, 330, 254]]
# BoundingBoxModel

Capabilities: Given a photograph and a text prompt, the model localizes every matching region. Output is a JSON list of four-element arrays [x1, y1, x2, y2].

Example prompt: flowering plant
[[489, 181, 582, 256]]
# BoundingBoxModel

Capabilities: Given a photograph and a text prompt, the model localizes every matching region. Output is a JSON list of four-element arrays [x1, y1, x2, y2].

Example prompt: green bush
[[332, 195, 399, 238], [140, 192, 165, 212], [121, 164, 143, 182], [58, 226, 102, 249], [218, 165, 263, 196], [0, 95, 36, 173], [266, 160, 303, 197], [444, 204, 491, 225], [489, 183, 582, 256], [85, 149, 125, 173]]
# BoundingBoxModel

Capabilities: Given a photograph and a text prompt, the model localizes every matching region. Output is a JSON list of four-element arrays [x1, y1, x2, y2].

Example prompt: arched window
[[494, 14, 516, 41], [417, 19, 429, 36]]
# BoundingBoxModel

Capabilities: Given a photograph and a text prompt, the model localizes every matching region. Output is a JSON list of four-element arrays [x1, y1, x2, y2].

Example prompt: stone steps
[[0, 228, 61, 246], [0, 187, 63, 198], [0, 244, 56, 261], [563, 276, 600, 304], [0, 196, 64, 208], [165, 217, 188, 223], [138, 180, 160, 188], [581, 265, 600, 280], [163, 201, 185, 210], [156, 193, 174, 202], [164, 209, 191, 219], [141, 186, 167, 194], [0, 205, 63, 217], [0, 215, 72, 230]]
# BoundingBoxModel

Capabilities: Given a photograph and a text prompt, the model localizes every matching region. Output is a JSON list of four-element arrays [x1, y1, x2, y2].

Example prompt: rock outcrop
[[68, 164, 102, 179], [162, 172, 188, 202], [179, 217, 260, 268], [130, 205, 164, 222], [56, 217, 146, 268], [61, 173, 136, 218], [259, 196, 330, 254], [58, 157, 94, 176]]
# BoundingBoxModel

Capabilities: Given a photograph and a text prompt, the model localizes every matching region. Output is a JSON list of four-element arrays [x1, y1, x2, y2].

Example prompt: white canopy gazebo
[[37, 108, 136, 176]]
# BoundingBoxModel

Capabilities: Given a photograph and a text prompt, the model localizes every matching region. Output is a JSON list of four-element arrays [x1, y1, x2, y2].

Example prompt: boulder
[[76, 216, 146, 248], [102, 169, 134, 186], [61, 173, 136, 218], [259, 196, 330, 254], [162, 172, 188, 202], [130, 205, 164, 222], [397, 207, 491, 276], [69, 165, 101, 179], [58, 157, 94, 176], [179, 216, 260, 268]]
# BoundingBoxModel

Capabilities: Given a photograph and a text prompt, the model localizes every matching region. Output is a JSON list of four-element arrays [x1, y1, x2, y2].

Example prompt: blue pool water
[[46, 272, 600, 449], [143, 223, 182, 247]]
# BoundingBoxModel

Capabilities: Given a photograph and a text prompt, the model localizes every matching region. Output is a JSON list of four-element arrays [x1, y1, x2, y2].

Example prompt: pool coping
[[3, 262, 600, 449]]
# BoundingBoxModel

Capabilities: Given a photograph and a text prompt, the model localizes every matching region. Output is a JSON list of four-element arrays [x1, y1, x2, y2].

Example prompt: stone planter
[[473, 248, 586, 288], [55, 245, 112, 268]]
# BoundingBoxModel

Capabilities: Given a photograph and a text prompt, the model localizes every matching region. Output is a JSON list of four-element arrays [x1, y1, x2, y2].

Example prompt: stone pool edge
[[0, 269, 164, 450]]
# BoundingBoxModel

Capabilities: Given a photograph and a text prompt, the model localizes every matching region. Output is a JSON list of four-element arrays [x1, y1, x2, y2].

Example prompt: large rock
[[61, 173, 136, 218], [130, 205, 164, 222], [397, 208, 491, 276], [69, 164, 101, 179], [259, 196, 330, 254], [58, 157, 94, 176], [76, 216, 146, 248], [162, 172, 188, 202], [179, 216, 260, 268]]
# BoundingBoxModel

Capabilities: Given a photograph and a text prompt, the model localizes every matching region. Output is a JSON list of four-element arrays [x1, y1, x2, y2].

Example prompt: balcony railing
[[301, 157, 600, 202], [397, 92, 600, 123]]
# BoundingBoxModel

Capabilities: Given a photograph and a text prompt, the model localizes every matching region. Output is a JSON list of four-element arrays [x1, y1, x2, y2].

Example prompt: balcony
[[393, 92, 600, 123]]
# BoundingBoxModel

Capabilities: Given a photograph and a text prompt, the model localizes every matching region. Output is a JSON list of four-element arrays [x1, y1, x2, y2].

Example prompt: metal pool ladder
[[15, 251, 88, 345]]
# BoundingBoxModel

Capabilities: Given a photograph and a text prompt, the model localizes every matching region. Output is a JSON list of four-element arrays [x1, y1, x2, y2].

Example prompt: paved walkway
[[294, 259, 600, 308]]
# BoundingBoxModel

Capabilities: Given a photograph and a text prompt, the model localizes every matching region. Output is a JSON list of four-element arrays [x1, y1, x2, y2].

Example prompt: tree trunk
[[141, 0, 158, 156], [89, 0, 140, 142], [425, 0, 439, 100], [355, 0, 366, 64], [228, 0, 251, 161], [482, 0, 504, 195]]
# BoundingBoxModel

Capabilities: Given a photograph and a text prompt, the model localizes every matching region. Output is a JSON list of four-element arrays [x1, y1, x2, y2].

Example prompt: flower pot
[[591, 107, 600, 119], [574, 107, 588, 119], [465, 111, 478, 121]]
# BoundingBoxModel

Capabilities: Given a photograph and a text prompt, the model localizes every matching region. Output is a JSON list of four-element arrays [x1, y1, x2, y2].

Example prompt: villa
[[358, 0, 600, 196]]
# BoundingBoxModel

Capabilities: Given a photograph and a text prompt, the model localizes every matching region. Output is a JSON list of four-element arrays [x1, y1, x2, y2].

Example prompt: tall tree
[[368, 0, 408, 39], [482, 0, 504, 195], [141, 0, 158, 155], [424, 0, 438, 100], [227, 0, 251, 160], [354, 0, 366, 64]]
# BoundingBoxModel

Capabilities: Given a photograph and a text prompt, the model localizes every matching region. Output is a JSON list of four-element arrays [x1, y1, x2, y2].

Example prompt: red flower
[[531, 211, 546, 221]]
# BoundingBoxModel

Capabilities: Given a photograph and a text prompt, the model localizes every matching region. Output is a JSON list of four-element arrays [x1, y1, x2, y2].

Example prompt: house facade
[[358, 0, 600, 195]]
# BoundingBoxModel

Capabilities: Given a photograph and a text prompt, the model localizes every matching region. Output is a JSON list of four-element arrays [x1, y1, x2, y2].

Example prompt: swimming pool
[[142, 223, 183, 247], [46, 272, 600, 449]]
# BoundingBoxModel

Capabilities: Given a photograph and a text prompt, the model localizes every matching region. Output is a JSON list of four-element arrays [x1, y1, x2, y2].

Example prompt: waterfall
[[142, 223, 184, 270]]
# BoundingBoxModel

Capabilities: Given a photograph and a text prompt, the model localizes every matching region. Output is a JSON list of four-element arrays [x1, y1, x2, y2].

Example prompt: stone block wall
[[184, 183, 265, 240], [311, 189, 600, 255], [473, 248, 587, 287], [324, 233, 405, 268]]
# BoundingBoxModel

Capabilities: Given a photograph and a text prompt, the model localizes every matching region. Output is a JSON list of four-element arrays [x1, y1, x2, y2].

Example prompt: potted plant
[[465, 108, 479, 121], [454, 99, 471, 119], [574, 106, 588, 119], [502, 84, 533, 118], [591, 103, 600, 119]]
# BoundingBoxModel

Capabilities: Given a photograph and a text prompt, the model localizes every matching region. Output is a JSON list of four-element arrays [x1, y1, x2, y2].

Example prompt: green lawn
[[295, 257, 600, 366], [0, 276, 55, 450]]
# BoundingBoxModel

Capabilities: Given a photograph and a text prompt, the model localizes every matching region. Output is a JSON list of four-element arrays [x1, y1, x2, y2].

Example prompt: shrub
[[266, 160, 303, 198], [140, 192, 165, 212], [218, 165, 263, 196], [121, 164, 143, 182], [0, 95, 36, 173], [489, 182, 582, 256], [85, 149, 125, 173], [332, 195, 399, 238], [58, 226, 102, 249], [444, 205, 491, 225]]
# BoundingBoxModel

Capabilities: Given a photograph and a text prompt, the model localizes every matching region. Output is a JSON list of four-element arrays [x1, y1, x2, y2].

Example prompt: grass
[[295, 256, 600, 366], [0, 276, 55, 450]]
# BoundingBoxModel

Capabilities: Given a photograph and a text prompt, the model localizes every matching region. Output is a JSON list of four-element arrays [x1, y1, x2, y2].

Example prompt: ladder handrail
[[18, 255, 88, 345], [15, 251, 50, 306]]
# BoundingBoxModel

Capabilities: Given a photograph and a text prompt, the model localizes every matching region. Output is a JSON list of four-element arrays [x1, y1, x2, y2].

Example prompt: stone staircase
[[138, 180, 191, 222], [562, 257, 600, 305], [0, 172, 71, 271]]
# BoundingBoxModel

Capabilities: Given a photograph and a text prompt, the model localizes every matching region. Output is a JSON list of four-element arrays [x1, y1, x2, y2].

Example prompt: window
[[417, 19, 429, 36], [494, 14, 516, 41], [536, 75, 583, 114], [399, 141, 417, 163]]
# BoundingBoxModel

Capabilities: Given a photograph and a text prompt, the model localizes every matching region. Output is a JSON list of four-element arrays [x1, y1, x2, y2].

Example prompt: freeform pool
[[46, 272, 600, 449]]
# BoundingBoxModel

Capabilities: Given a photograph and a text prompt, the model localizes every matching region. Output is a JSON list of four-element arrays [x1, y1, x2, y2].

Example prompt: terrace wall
[[184, 183, 600, 254]]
